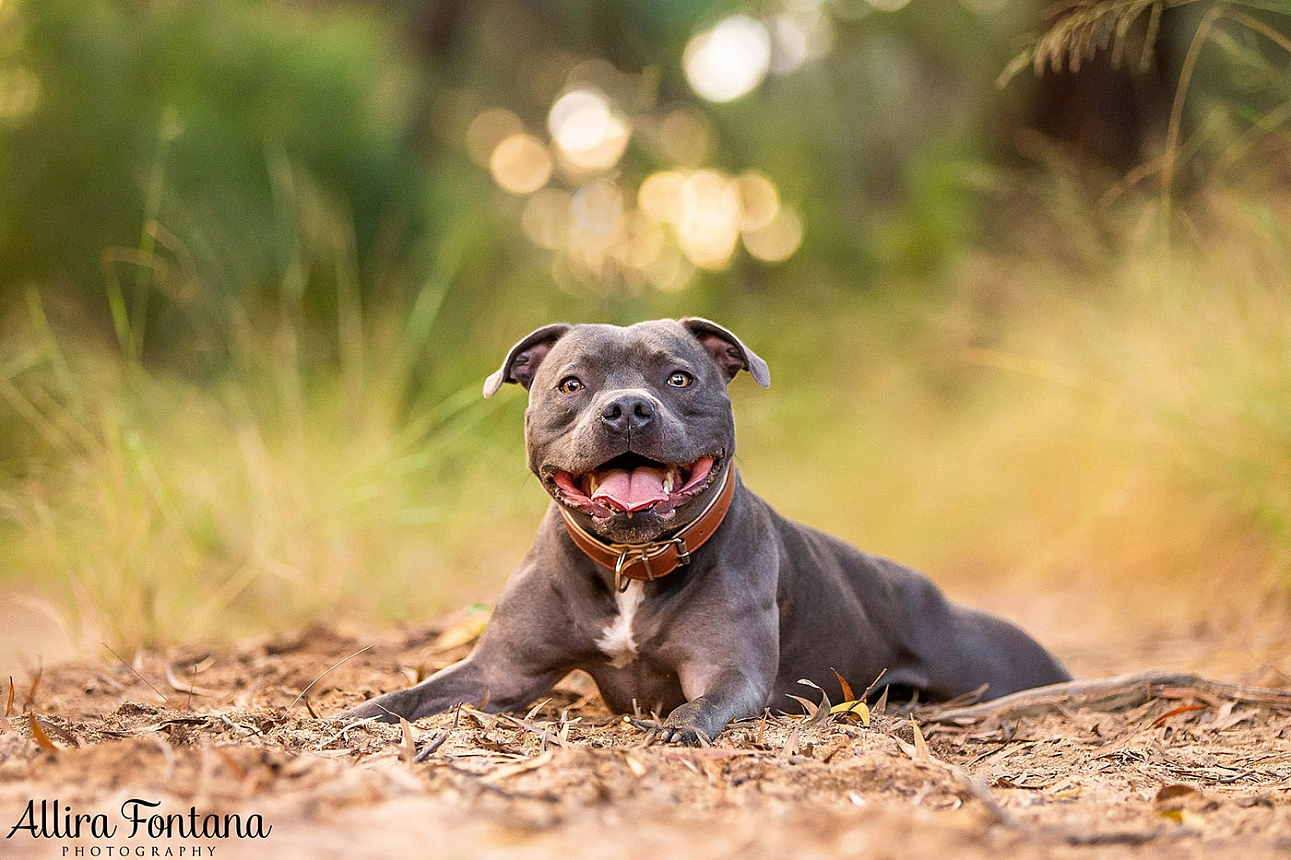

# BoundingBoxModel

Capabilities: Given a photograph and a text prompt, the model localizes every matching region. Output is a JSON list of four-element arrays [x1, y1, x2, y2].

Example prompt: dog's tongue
[[591, 466, 669, 512]]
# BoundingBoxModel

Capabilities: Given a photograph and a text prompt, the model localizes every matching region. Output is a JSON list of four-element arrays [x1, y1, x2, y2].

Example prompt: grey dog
[[339, 318, 1070, 743]]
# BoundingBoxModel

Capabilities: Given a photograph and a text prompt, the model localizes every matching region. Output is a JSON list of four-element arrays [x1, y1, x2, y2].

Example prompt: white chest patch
[[596, 580, 644, 668]]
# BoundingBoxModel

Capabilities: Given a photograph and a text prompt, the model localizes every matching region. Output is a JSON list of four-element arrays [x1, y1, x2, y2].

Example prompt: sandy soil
[[1, 598, 1289, 860]]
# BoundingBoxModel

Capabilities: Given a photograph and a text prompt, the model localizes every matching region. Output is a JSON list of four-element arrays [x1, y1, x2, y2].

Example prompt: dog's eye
[[667, 371, 693, 388], [558, 376, 584, 394]]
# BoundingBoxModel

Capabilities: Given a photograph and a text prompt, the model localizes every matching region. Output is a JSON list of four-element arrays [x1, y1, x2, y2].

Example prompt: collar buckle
[[614, 547, 652, 592], [612, 535, 692, 592]]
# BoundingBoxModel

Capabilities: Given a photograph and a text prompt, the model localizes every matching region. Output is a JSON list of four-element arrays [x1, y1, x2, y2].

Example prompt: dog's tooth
[[588, 473, 601, 494], [663, 470, 674, 494]]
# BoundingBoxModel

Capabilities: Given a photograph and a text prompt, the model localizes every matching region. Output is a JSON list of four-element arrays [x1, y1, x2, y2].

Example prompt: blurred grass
[[0, 208, 550, 661], [3, 190, 1290, 665], [740, 194, 1291, 620]]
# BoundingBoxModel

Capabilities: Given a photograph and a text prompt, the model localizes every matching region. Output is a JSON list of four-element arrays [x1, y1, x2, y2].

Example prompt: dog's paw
[[335, 698, 402, 724], [625, 713, 712, 746], [656, 721, 713, 747], [652, 701, 723, 746]]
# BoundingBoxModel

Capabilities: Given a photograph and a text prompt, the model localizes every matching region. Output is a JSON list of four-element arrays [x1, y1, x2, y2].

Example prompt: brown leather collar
[[558, 464, 736, 592]]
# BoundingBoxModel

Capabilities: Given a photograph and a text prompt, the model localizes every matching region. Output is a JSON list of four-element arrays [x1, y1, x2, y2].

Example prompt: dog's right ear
[[483, 323, 573, 397], [680, 317, 771, 388]]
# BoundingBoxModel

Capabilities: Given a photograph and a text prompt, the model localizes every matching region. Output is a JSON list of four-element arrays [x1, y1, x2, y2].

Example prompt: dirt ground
[[2, 593, 1290, 860]]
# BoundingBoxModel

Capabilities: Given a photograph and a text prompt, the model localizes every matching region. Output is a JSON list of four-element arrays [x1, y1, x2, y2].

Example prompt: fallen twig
[[286, 644, 373, 715], [921, 672, 1291, 726]]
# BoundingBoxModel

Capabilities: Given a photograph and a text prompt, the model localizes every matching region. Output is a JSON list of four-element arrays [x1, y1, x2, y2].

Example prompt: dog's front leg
[[337, 572, 574, 724], [337, 648, 563, 724], [653, 665, 773, 745], [652, 611, 778, 745]]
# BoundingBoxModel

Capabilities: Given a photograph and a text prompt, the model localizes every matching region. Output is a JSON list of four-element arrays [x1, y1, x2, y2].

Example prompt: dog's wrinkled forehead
[[482, 317, 769, 398], [540, 321, 699, 380]]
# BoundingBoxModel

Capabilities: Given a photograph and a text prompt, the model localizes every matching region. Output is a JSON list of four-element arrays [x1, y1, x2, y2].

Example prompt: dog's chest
[[595, 581, 645, 668]]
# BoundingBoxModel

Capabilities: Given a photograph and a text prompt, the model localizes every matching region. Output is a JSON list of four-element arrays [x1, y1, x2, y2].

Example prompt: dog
[[339, 318, 1070, 743]]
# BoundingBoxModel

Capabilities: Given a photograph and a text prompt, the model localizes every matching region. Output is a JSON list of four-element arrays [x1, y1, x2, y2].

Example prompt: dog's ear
[[680, 318, 770, 388], [483, 323, 573, 397]]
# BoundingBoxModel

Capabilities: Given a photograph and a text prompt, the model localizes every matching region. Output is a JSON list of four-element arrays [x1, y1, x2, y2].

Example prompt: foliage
[[1001, 0, 1289, 81], [1002, 0, 1291, 207], [0, 0, 437, 332]]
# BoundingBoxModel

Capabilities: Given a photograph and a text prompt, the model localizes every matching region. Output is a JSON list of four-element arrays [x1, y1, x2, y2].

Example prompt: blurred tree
[[0, 0, 434, 361], [2, 0, 1287, 379]]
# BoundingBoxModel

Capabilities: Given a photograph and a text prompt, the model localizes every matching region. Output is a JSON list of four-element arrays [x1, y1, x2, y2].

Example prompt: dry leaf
[[873, 685, 889, 716], [35, 719, 79, 748], [832, 669, 855, 703], [28, 713, 56, 752], [830, 700, 872, 727], [165, 663, 218, 697], [524, 699, 551, 721], [1151, 704, 1206, 728], [1156, 784, 1200, 803], [797, 679, 832, 726], [785, 695, 818, 717], [397, 717, 418, 763], [24, 664, 43, 710], [806, 692, 832, 726], [893, 736, 918, 759], [911, 720, 931, 761], [1158, 808, 1205, 828]]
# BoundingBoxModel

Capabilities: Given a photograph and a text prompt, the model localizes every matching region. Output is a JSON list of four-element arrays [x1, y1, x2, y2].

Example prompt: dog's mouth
[[549, 452, 721, 520]]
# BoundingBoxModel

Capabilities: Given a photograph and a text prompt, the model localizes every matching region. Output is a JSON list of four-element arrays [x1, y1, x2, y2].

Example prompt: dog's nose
[[602, 393, 654, 435]]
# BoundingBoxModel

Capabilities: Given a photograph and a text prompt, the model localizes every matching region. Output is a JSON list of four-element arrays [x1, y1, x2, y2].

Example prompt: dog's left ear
[[680, 318, 771, 388], [483, 323, 573, 397]]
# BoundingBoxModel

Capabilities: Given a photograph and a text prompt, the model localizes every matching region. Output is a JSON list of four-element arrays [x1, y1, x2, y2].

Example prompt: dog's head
[[484, 318, 769, 543]]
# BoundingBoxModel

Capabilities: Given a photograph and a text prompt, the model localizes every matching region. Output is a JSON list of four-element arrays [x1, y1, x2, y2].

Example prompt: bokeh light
[[548, 87, 631, 173], [466, 107, 523, 167], [611, 211, 665, 271], [657, 106, 713, 166], [473, 42, 811, 289], [570, 179, 625, 249], [769, 7, 835, 74], [638, 170, 689, 224], [488, 133, 553, 194], [743, 207, 804, 263], [521, 188, 573, 251], [634, 168, 801, 271], [732, 171, 781, 231], [683, 15, 772, 103]]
